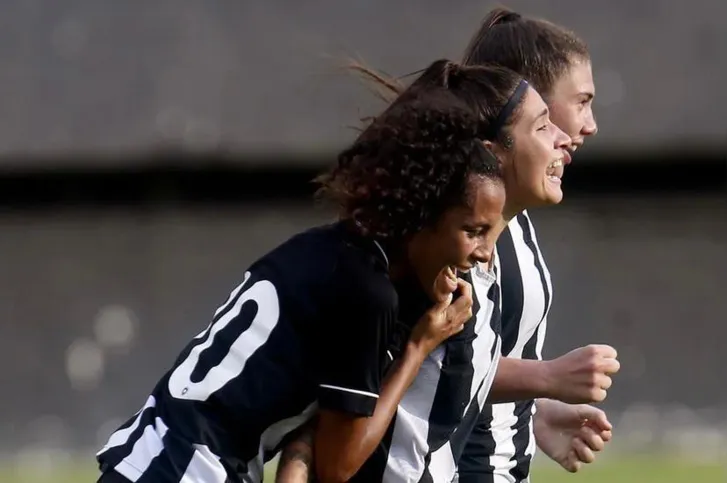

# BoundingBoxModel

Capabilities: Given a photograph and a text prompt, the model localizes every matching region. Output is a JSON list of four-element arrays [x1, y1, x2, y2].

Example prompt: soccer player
[[95, 59, 520, 483], [274, 8, 619, 483], [456, 9, 610, 482]]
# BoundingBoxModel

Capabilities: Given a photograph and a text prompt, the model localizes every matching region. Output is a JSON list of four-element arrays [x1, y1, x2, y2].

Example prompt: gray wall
[[0, 0, 725, 165]]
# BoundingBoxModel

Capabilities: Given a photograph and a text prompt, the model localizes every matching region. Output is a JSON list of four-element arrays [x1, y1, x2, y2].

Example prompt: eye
[[537, 124, 548, 132], [464, 226, 489, 238]]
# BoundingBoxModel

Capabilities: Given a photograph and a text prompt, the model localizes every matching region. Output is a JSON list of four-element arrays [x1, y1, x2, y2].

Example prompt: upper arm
[[314, 255, 395, 417]]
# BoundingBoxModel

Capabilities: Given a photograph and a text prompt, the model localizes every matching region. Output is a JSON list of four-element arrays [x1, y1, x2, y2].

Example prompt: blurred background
[[1, 0, 725, 482]]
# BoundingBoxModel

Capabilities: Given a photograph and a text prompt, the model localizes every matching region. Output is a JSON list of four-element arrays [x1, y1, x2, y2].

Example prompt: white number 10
[[168, 272, 280, 401]]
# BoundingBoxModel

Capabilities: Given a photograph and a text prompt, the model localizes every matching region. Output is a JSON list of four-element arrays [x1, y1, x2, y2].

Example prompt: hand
[[534, 400, 613, 473], [542, 345, 620, 403], [409, 267, 473, 356]]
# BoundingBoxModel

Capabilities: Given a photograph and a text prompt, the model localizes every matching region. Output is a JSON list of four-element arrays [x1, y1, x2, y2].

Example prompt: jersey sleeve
[[314, 252, 396, 418]]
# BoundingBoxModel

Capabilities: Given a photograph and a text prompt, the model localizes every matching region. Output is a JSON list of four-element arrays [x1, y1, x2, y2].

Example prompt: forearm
[[315, 343, 425, 483], [276, 422, 315, 483], [486, 356, 553, 404]]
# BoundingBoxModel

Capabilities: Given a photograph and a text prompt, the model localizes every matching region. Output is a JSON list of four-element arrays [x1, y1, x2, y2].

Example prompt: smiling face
[[406, 175, 507, 300], [487, 86, 572, 215]]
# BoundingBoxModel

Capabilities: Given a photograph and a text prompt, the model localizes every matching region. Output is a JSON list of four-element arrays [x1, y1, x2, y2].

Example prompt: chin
[[542, 186, 564, 205], [530, 194, 563, 208], [546, 193, 564, 205]]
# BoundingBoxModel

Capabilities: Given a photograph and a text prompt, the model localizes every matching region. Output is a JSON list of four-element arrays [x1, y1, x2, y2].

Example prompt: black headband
[[484, 79, 529, 140]]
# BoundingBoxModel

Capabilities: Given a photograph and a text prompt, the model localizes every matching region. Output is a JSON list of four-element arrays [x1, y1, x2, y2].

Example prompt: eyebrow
[[531, 107, 549, 125]]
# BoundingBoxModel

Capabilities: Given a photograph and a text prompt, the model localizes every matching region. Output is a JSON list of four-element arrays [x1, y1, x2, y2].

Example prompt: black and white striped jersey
[[458, 211, 552, 483], [96, 222, 401, 483], [351, 261, 503, 483]]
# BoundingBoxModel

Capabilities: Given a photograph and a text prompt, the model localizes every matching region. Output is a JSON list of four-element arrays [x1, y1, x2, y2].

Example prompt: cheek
[[516, 142, 550, 184], [448, 235, 477, 261], [562, 110, 583, 138], [549, 106, 578, 138], [427, 232, 463, 263]]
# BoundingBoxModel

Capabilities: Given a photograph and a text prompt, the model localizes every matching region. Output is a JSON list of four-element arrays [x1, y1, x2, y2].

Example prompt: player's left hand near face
[[410, 268, 474, 356], [534, 399, 612, 473]]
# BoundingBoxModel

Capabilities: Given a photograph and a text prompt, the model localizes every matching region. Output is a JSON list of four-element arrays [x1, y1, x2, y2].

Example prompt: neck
[[388, 260, 409, 282], [382, 241, 409, 282], [503, 201, 524, 222]]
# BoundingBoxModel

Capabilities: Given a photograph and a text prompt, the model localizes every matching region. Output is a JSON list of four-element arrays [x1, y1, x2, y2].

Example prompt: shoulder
[[252, 223, 396, 314], [331, 243, 397, 313], [515, 210, 540, 240], [506, 210, 535, 232], [499, 210, 541, 247]]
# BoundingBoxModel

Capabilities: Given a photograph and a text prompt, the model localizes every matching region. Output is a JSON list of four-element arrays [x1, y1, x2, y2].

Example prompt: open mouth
[[546, 159, 564, 183]]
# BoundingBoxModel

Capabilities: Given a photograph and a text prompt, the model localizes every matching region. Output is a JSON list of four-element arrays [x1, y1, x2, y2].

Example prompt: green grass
[[531, 456, 725, 483], [2, 456, 722, 483]]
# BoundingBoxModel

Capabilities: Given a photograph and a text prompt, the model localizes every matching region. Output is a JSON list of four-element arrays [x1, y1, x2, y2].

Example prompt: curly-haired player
[[95, 59, 515, 483]]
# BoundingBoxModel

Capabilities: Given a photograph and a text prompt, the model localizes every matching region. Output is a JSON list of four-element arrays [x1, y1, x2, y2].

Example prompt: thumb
[[578, 405, 612, 431], [432, 267, 458, 304], [432, 292, 454, 312]]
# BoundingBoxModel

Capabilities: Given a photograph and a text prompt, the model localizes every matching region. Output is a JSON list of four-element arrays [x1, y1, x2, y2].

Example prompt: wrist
[[537, 360, 558, 399], [533, 398, 552, 425], [403, 341, 428, 366]]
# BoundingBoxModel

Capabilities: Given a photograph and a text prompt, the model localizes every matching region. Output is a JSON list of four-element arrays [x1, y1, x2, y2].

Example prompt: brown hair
[[316, 59, 525, 242], [348, 6, 588, 103], [462, 6, 589, 98]]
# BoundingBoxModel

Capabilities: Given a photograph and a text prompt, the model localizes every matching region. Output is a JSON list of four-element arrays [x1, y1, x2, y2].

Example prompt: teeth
[[547, 160, 563, 169], [546, 159, 564, 179]]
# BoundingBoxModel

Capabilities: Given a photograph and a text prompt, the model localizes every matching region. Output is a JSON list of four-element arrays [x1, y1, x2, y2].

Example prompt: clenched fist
[[542, 345, 620, 404]]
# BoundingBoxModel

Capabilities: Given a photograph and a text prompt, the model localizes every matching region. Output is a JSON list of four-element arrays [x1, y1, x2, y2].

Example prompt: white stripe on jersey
[[97, 395, 156, 455], [382, 265, 501, 482], [427, 439, 457, 482], [115, 417, 169, 481], [179, 445, 227, 483], [382, 345, 445, 480], [319, 384, 380, 399]]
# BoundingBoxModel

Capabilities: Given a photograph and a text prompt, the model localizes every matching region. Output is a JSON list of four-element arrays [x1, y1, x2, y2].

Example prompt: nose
[[472, 243, 494, 265], [553, 124, 572, 150], [582, 107, 598, 136]]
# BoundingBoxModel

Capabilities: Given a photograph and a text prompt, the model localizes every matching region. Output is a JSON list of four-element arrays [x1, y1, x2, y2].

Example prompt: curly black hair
[[316, 59, 516, 242]]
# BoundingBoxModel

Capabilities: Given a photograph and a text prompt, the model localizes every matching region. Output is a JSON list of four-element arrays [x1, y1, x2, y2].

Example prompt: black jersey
[[96, 222, 399, 483]]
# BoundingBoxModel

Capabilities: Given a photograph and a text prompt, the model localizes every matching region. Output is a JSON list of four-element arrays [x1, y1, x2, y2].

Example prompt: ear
[[482, 140, 507, 169]]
